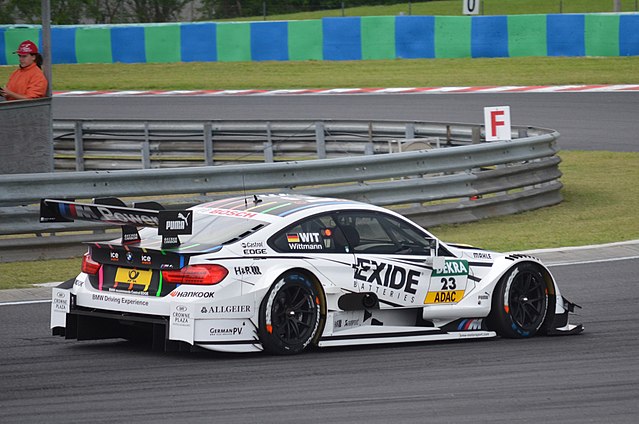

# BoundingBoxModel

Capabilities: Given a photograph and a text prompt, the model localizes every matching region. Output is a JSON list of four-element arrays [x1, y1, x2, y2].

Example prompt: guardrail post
[[366, 122, 374, 155], [472, 126, 481, 144], [518, 128, 528, 139], [405, 123, 415, 140], [142, 122, 151, 169], [204, 122, 214, 166], [74, 120, 85, 171], [264, 121, 274, 163], [315, 121, 326, 159]]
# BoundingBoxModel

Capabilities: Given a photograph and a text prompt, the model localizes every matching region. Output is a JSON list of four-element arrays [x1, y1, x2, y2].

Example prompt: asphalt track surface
[[53, 92, 639, 152], [1, 93, 636, 423], [1, 255, 638, 424]]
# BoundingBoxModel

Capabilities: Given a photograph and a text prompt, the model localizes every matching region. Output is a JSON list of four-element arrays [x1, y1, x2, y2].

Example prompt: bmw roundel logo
[[126, 252, 133, 262]]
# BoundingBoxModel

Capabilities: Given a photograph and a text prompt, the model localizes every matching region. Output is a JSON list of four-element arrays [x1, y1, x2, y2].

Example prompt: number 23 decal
[[441, 277, 457, 290]]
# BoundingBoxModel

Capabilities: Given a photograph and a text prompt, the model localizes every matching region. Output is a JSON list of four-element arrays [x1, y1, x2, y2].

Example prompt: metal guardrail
[[0, 119, 561, 262], [51, 119, 490, 171]]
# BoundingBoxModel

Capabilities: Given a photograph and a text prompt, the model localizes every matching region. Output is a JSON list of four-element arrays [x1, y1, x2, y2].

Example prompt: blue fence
[[1, 13, 638, 65]]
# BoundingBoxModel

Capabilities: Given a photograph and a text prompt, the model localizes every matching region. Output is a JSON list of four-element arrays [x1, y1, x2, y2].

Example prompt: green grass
[[1, 151, 637, 289], [0, 258, 81, 289], [1, 57, 638, 91], [235, 0, 639, 20], [433, 151, 639, 252]]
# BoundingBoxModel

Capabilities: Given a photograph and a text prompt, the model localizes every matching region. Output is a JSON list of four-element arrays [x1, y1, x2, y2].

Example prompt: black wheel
[[489, 263, 549, 338], [258, 272, 323, 355]]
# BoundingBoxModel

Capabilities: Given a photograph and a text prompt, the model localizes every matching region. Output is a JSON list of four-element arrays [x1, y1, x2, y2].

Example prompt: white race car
[[44, 194, 582, 355]]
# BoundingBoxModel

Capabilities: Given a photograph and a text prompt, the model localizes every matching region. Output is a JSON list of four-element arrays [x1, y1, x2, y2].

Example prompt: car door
[[335, 211, 436, 308]]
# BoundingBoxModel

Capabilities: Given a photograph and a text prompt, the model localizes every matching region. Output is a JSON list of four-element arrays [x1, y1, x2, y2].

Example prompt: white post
[[613, 0, 622, 12], [463, 0, 481, 15]]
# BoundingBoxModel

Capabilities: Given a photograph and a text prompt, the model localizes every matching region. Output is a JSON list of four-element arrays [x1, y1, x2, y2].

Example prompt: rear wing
[[40, 198, 192, 248]]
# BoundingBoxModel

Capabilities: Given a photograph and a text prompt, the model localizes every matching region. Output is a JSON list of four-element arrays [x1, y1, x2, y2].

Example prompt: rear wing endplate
[[40, 198, 192, 248]]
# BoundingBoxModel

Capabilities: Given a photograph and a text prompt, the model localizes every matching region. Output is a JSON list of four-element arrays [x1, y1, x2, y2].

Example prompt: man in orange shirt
[[0, 40, 48, 101]]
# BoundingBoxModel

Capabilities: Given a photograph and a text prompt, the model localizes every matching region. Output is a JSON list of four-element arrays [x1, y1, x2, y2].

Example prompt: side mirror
[[426, 238, 439, 256]]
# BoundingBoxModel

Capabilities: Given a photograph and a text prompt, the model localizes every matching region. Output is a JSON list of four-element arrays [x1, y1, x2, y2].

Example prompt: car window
[[271, 214, 351, 253], [335, 212, 433, 255]]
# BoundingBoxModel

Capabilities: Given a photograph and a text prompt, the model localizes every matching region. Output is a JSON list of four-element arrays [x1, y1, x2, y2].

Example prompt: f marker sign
[[484, 106, 511, 141]]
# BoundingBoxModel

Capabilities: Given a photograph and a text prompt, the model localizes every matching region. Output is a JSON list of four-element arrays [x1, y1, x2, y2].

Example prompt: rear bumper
[[51, 286, 263, 353], [53, 292, 192, 351]]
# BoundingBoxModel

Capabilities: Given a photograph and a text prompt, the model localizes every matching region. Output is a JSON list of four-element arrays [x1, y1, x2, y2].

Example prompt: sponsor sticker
[[90, 293, 150, 307], [194, 319, 254, 341], [50, 288, 70, 328], [169, 303, 194, 344], [200, 304, 252, 315], [332, 311, 363, 333], [196, 296, 255, 319], [52, 289, 70, 313], [352, 258, 419, 304], [209, 322, 246, 338], [115, 268, 152, 291], [169, 290, 215, 298], [424, 290, 465, 304], [234, 266, 262, 276], [205, 208, 258, 219], [473, 252, 492, 260], [457, 319, 484, 331], [425, 259, 469, 305]]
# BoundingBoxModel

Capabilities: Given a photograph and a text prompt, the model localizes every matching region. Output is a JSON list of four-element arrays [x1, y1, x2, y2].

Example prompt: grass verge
[[433, 150, 639, 251], [1, 150, 637, 289], [255, 0, 639, 20], [2, 57, 639, 91]]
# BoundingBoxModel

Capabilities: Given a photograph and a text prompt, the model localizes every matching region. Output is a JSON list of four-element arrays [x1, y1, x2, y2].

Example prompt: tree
[[127, 0, 190, 23], [10, 0, 86, 24], [0, 0, 16, 24], [82, 0, 128, 24]]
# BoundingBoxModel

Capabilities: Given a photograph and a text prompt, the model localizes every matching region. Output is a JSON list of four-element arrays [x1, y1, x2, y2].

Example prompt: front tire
[[258, 272, 322, 355], [489, 263, 549, 338]]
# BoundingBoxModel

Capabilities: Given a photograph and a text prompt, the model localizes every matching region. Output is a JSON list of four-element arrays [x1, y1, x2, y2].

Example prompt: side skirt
[[318, 325, 496, 348]]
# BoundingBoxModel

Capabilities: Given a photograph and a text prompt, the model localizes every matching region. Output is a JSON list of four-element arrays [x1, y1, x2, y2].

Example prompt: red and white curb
[[53, 84, 639, 97]]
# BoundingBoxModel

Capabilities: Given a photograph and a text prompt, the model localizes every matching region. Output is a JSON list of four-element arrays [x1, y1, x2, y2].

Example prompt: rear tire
[[489, 263, 549, 338], [258, 272, 322, 355]]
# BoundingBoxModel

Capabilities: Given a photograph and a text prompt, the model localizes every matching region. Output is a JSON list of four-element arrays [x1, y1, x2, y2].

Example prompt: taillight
[[81, 252, 101, 275], [162, 264, 228, 285]]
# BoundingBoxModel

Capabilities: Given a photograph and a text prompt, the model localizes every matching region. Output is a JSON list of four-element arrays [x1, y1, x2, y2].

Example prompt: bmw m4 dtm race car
[[43, 194, 582, 355]]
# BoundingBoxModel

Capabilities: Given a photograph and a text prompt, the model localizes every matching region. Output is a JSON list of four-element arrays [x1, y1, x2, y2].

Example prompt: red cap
[[15, 40, 38, 55]]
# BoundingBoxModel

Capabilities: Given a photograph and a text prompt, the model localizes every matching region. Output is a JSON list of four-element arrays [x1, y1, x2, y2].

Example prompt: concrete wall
[[0, 98, 53, 174]]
